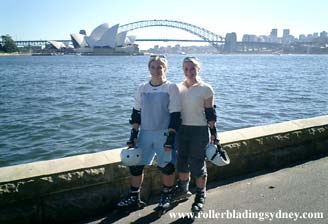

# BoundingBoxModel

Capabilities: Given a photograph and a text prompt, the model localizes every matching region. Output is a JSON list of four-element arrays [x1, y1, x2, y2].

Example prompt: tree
[[1, 35, 19, 53]]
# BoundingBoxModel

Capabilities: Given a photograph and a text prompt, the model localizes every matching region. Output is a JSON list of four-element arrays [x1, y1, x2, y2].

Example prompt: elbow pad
[[129, 108, 141, 125], [205, 106, 217, 122], [168, 112, 181, 131]]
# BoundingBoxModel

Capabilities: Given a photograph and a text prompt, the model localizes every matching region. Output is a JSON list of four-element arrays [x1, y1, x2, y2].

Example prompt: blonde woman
[[117, 56, 182, 212], [175, 57, 217, 214]]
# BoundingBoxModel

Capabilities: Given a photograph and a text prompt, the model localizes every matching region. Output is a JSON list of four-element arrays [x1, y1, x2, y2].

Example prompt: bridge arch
[[118, 20, 224, 50]]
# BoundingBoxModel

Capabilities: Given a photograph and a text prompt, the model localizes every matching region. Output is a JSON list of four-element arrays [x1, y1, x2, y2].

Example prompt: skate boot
[[172, 179, 192, 201], [191, 190, 206, 217], [154, 187, 173, 217], [116, 191, 145, 212]]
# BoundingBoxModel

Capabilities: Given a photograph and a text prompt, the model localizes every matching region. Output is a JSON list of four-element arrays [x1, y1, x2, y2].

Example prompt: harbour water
[[0, 54, 327, 167]]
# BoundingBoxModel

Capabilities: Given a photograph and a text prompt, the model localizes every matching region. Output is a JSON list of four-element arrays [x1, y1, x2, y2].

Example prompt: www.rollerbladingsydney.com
[[168, 209, 324, 221]]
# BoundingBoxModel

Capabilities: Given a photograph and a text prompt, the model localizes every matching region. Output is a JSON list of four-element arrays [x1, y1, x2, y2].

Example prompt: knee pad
[[158, 163, 175, 175], [129, 165, 144, 176]]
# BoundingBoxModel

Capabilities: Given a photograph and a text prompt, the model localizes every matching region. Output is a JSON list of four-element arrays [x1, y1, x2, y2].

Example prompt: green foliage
[[1, 35, 19, 53]]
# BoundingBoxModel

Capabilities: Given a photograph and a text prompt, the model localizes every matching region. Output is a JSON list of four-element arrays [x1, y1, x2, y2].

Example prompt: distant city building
[[320, 31, 327, 38], [283, 29, 290, 38], [224, 32, 237, 53], [236, 27, 327, 54], [270, 29, 278, 37], [258, 35, 270, 42], [242, 34, 257, 42], [270, 29, 278, 43], [307, 34, 314, 42], [282, 29, 292, 44], [299, 34, 306, 42]]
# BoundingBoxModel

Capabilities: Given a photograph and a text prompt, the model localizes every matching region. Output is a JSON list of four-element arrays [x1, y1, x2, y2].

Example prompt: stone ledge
[[0, 147, 123, 183]]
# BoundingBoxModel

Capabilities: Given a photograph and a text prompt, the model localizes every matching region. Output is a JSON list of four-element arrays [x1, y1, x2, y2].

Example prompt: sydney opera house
[[69, 23, 139, 55]]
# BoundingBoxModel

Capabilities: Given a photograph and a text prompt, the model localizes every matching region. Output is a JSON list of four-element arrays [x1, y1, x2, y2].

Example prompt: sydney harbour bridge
[[9, 19, 282, 52]]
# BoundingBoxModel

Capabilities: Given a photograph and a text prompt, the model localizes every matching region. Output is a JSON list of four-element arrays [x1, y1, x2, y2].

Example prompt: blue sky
[[1, 0, 327, 49]]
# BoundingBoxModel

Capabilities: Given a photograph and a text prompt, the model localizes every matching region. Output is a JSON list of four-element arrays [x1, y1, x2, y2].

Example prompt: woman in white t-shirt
[[174, 56, 218, 214]]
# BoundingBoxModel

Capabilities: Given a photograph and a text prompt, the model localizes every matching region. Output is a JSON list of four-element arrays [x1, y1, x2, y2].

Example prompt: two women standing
[[118, 56, 217, 214]]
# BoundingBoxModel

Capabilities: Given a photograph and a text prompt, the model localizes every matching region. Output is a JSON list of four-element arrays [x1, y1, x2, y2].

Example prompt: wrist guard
[[164, 131, 176, 149], [127, 128, 139, 146]]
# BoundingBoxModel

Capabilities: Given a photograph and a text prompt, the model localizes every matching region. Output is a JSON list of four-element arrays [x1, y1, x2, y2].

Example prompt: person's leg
[[157, 163, 176, 208], [188, 126, 209, 212], [174, 126, 192, 199], [192, 185, 206, 213], [162, 171, 175, 187], [196, 176, 207, 191], [190, 159, 207, 213], [158, 162, 175, 189], [117, 130, 155, 209], [154, 129, 176, 187], [117, 165, 146, 209]]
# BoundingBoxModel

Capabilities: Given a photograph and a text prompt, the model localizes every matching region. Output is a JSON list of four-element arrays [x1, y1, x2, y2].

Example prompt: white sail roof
[[96, 24, 119, 48], [70, 33, 88, 48], [116, 31, 128, 46], [48, 41, 66, 50], [125, 35, 136, 45], [89, 23, 110, 41]]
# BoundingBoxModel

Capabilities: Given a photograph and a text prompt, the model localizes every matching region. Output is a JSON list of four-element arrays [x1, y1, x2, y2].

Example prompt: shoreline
[[0, 52, 32, 56], [1, 52, 328, 56]]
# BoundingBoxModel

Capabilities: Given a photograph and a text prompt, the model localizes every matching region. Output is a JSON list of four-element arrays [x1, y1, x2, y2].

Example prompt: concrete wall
[[0, 115, 327, 224]]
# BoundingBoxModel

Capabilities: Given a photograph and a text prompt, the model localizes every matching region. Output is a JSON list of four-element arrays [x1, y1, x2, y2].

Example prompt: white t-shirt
[[134, 81, 181, 130], [178, 81, 214, 126]]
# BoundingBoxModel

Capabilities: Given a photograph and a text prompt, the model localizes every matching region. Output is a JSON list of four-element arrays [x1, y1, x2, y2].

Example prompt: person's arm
[[164, 84, 182, 151], [127, 109, 141, 148], [204, 96, 218, 144], [127, 85, 142, 148], [163, 112, 181, 151]]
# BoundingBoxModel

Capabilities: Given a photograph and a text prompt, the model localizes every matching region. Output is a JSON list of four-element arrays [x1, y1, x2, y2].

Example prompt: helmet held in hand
[[120, 147, 142, 166], [206, 144, 230, 166]]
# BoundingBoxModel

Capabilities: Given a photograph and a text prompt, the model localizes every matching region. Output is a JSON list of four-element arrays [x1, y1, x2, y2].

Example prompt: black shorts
[[177, 125, 209, 178]]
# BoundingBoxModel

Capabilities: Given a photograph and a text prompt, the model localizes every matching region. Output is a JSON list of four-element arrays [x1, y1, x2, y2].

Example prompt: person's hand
[[164, 131, 175, 152], [209, 125, 218, 144], [210, 135, 216, 144], [127, 128, 139, 148]]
